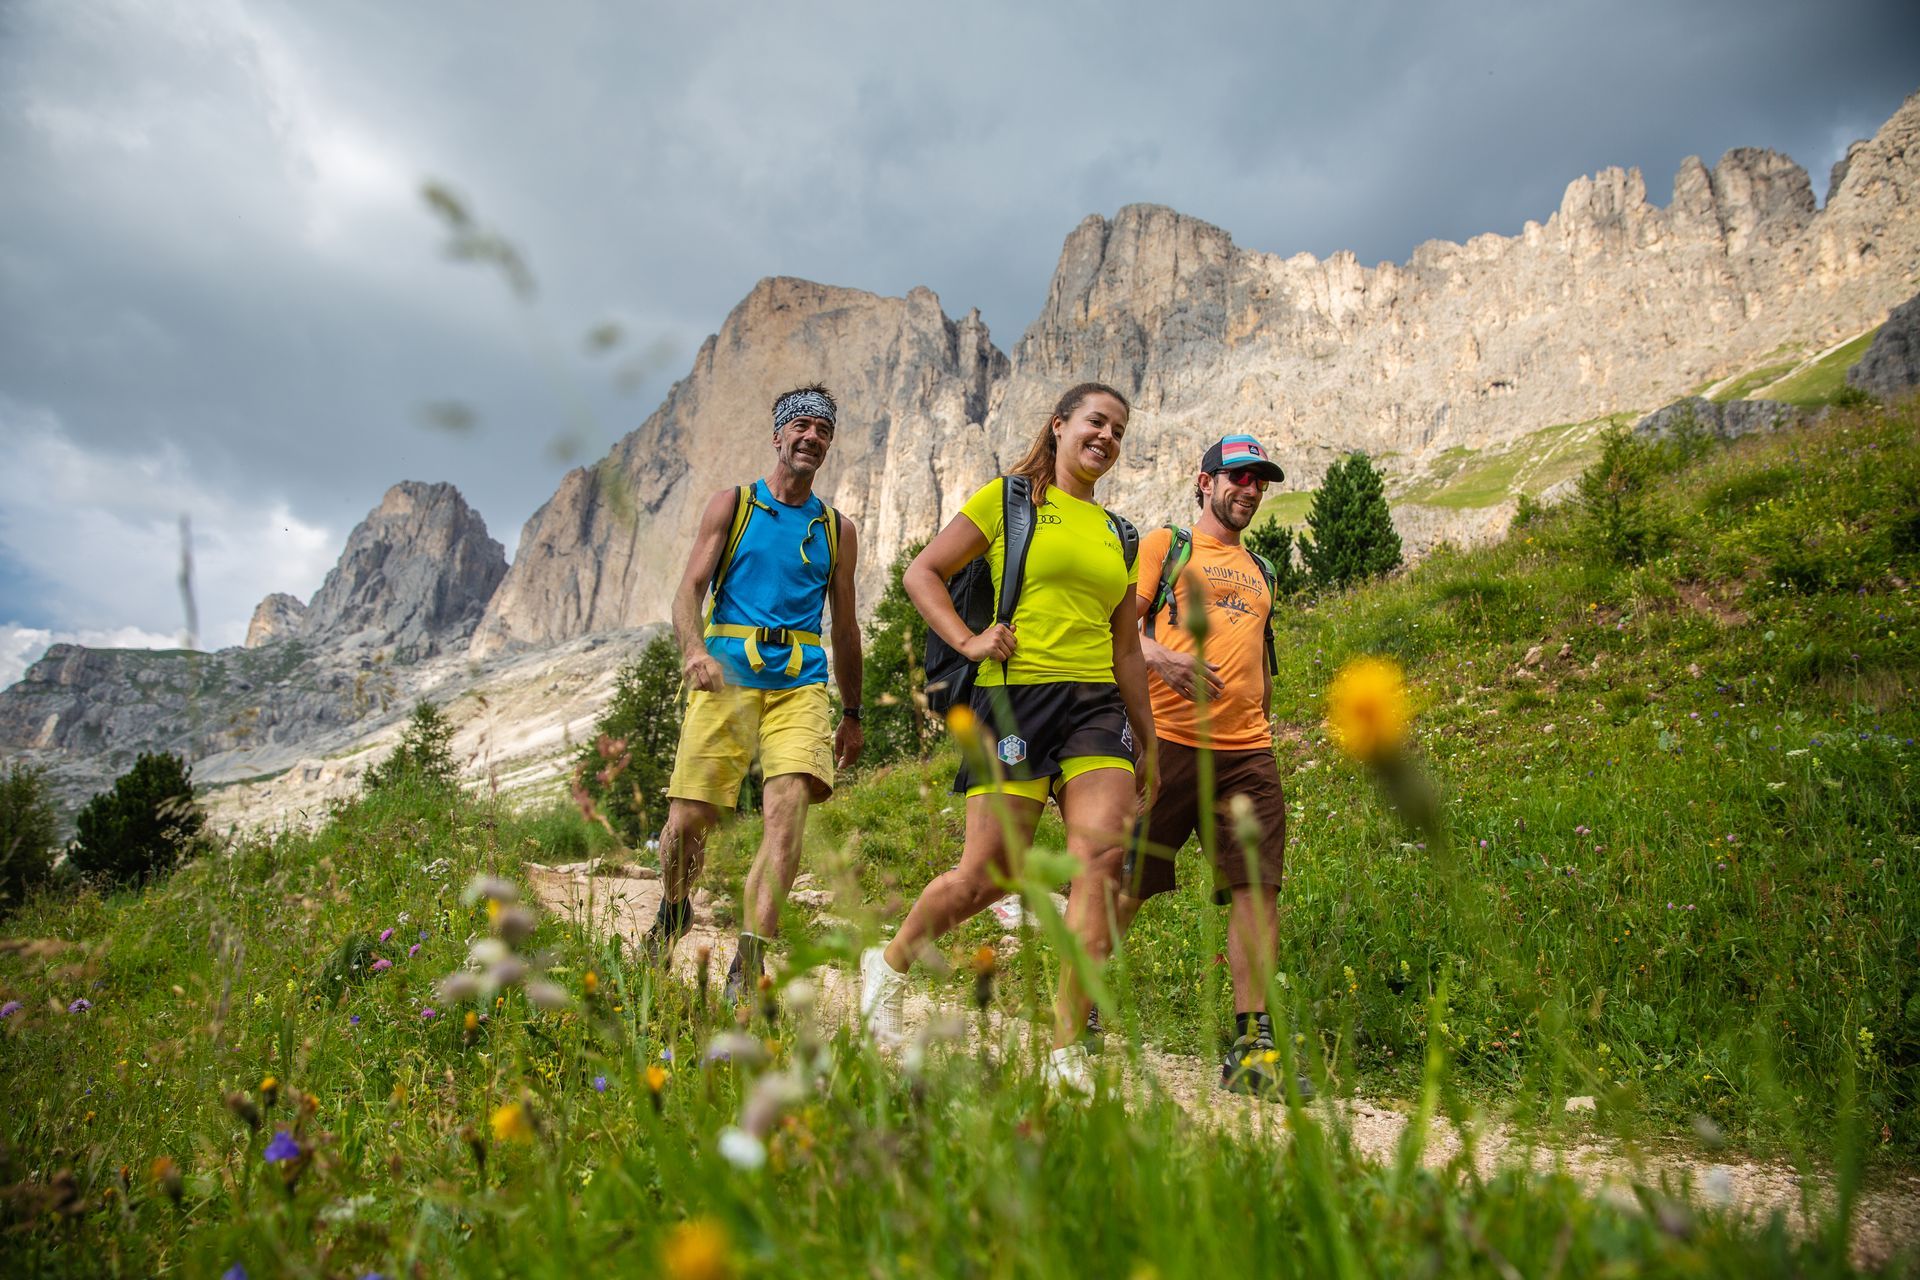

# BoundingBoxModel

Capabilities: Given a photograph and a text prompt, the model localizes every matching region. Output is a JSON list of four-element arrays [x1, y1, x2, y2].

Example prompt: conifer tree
[[1302, 453, 1402, 589], [364, 700, 460, 794], [1244, 520, 1312, 598], [862, 541, 936, 765], [0, 763, 59, 914], [69, 752, 204, 886], [573, 634, 683, 844]]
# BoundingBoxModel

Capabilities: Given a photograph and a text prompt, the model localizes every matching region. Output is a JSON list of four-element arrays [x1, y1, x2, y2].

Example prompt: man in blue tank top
[[643, 383, 865, 1009]]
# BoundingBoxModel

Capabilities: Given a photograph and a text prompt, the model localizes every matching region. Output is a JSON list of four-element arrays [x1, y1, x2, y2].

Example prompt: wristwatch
[[841, 706, 862, 722]]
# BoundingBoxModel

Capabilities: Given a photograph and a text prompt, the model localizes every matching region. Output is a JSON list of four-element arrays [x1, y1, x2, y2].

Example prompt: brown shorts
[[1122, 740, 1286, 902]]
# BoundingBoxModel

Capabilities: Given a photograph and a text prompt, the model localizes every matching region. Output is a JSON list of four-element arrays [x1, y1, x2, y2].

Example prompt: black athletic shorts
[[952, 680, 1137, 796], [1122, 740, 1287, 902]]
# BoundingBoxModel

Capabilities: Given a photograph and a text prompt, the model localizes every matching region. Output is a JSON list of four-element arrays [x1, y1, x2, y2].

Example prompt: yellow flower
[[259, 1076, 279, 1108], [464, 1011, 479, 1032], [490, 1100, 534, 1143], [1325, 657, 1410, 764], [661, 1217, 734, 1280], [944, 704, 978, 740], [646, 1063, 669, 1092], [583, 970, 599, 996]]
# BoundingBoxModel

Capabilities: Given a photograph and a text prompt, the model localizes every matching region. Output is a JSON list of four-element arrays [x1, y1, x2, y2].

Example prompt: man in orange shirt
[[1115, 434, 1311, 1102]]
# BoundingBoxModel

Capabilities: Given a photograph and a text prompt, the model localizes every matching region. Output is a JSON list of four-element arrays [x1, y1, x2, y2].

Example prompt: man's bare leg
[[730, 774, 815, 999], [644, 797, 720, 961]]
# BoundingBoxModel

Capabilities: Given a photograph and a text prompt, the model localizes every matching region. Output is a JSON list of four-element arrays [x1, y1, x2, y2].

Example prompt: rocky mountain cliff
[[471, 280, 1007, 656], [302, 481, 507, 658], [471, 92, 1920, 656]]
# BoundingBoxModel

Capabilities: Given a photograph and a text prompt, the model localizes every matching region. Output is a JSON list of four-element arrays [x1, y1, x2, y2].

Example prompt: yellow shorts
[[963, 754, 1133, 802], [668, 682, 835, 809]]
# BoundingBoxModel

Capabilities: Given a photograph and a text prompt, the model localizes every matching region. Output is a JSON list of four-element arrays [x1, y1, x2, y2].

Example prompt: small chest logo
[[998, 735, 1028, 766]]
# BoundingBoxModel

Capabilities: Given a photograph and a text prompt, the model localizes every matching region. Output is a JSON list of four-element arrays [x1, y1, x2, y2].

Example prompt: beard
[[1212, 486, 1255, 532]]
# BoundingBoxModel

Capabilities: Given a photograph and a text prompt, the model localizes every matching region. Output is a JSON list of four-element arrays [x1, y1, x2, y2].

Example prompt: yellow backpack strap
[[705, 484, 762, 622]]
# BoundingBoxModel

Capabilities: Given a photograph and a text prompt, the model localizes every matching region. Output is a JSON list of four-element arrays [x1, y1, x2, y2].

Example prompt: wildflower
[[349, 1015, 361, 1026], [408, 944, 420, 959], [260, 1076, 279, 1109], [371, 958, 393, 973], [464, 1010, 479, 1033], [149, 1156, 183, 1206], [419, 929, 429, 940], [593, 1075, 608, 1093], [263, 1131, 300, 1163], [379, 928, 394, 943], [716, 1126, 766, 1171], [494, 905, 539, 945], [461, 875, 519, 907], [420, 1007, 438, 1021], [661, 1216, 735, 1280], [437, 972, 488, 1002], [583, 970, 599, 996], [68, 998, 92, 1014], [1325, 657, 1410, 764], [647, 1063, 670, 1093], [525, 980, 572, 1012], [222, 1267, 248, 1280], [703, 1032, 768, 1067], [972, 944, 997, 1010], [224, 1091, 262, 1131], [0, 1000, 21, 1018], [489, 1100, 534, 1143], [945, 704, 978, 740]]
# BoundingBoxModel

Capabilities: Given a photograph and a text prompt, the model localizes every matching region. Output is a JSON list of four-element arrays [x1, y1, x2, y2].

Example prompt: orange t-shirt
[[1136, 527, 1274, 751]]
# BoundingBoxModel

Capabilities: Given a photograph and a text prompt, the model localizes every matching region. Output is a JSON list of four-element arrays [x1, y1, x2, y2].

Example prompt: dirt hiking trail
[[529, 862, 1920, 1269]]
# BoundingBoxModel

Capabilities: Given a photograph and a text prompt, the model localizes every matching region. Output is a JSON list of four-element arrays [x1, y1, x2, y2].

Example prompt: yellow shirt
[[959, 478, 1138, 686], [1136, 527, 1274, 751]]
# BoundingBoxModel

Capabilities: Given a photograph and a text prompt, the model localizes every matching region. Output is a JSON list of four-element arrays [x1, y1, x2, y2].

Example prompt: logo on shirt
[[997, 735, 1028, 766]]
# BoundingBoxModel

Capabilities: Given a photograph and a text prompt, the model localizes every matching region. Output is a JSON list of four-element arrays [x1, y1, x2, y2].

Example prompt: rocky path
[[529, 862, 1920, 1269]]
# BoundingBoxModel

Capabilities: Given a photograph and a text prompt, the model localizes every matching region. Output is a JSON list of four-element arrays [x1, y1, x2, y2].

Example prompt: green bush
[[1302, 452, 1402, 589], [364, 700, 459, 795], [572, 634, 682, 844], [1575, 427, 1670, 565], [0, 762, 59, 913], [861, 540, 936, 765], [68, 751, 204, 886]]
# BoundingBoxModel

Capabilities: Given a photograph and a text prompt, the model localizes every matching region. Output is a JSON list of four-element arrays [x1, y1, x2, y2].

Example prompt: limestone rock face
[[1849, 291, 1920, 401], [246, 593, 307, 648], [982, 91, 1920, 537], [1632, 397, 1809, 442], [306, 482, 507, 658], [471, 279, 1008, 657]]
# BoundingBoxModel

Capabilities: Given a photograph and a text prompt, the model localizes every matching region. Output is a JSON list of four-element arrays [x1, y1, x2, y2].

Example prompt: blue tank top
[[708, 479, 833, 689]]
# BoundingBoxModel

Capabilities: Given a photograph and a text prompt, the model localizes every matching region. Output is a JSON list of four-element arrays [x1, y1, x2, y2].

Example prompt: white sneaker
[[1043, 1043, 1096, 1098], [859, 946, 908, 1044]]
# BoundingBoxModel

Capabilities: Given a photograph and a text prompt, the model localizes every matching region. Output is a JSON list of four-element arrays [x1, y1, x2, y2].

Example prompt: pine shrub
[[68, 752, 204, 886], [1302, 452, 1402, 589], [0, 762, 59, 913]]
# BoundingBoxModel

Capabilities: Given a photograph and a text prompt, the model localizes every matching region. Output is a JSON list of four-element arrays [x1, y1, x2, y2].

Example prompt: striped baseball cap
[[1200, 434, 1285, 483]]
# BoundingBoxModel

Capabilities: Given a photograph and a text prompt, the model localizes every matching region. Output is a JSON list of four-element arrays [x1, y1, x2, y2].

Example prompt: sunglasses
[[1217, 468, 1268, 489]]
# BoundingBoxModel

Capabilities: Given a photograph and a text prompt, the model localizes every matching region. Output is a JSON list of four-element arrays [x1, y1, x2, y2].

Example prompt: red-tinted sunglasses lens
[[1223, 468, 1266, 487]]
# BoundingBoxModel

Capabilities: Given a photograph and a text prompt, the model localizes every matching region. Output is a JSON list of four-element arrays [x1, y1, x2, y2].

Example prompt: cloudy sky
[[2, 0, 1916, 686]]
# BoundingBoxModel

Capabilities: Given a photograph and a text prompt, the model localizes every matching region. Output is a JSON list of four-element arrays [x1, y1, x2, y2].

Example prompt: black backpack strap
[[1105, 510, 1139, 569], [1247, 548, 1280, 676], [1143, 525, 1193, 639], [998, 475, 1036, 628]]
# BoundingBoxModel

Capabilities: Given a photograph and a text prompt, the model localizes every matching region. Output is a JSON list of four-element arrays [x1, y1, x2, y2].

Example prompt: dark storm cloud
[[0, 0, 1915, 682]]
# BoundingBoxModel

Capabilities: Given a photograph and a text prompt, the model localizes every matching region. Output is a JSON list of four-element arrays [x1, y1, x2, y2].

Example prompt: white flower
[[524, 980, 571, 1011], [717, 1126, 766, 1170], [469, 939, 511, 968], [461, 875, 519, 907]]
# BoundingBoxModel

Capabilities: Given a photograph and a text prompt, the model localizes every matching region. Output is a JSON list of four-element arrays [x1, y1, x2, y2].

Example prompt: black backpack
[[1142, 525, 1281, 675], [924, 476, 1140, 713]]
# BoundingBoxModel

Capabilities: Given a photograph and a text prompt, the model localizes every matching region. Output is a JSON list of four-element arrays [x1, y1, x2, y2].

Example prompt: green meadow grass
[[1712, 362, 1802, 404], [1758, 330, 1882, 407], [3, 403, 1917, 1276]]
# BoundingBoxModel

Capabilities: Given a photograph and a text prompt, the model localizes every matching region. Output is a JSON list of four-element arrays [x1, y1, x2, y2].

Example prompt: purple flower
[[350, 1014, 361, 1026], [263, 1130, 300, 1163], [379, 928, 394, 943], [420, 1007, 437, 1020], [418, 929, 428, 940], [67, 998, 91, 1014], [1478, 839, 1488, 849], [1574, 825, 1590, 837], [370, 958, 392, 973], [593, 1075, 608, 1093], [407, 944, 420, 959], [222, 1267, 248, 1280], [0, 1000, 21, 1019]]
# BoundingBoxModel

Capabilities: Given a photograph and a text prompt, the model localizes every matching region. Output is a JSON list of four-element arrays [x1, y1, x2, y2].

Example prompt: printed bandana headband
[[773, 389, 836, 432]]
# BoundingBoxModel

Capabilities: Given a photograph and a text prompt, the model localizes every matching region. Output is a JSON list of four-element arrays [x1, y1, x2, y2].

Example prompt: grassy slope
[[3, 406, 1917, 1277], [711, 403, 1920, 1149]]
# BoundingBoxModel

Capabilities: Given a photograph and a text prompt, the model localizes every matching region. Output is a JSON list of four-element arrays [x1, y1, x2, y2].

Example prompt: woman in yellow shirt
[[858, 382, 1155, 1094]]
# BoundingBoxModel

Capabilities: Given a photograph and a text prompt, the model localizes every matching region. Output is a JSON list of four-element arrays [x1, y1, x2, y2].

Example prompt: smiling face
[[774, 414, 834, 477], [1200, 467, 1267, 531], [1052, 391, 1129, 486]]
